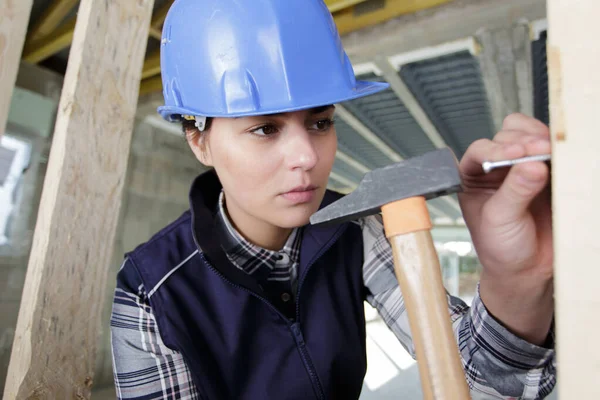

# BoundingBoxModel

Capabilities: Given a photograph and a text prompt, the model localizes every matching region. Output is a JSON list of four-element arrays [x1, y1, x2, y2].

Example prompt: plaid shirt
[[111, 194, 556, 399]]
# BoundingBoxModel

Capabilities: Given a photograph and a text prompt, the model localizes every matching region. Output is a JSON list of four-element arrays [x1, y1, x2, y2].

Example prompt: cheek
[[317, 132, 337, 174], [210, 136, 280, 200]]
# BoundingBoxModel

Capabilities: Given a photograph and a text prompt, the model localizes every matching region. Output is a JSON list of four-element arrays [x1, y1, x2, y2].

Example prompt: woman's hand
[[458, 113, 554, 345]]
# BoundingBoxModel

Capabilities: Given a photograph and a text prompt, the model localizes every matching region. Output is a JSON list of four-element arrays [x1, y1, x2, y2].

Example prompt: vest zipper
[[198, 223, 347, 400], [292, 225, 348, 400], [294, 225, 347, 319], [198, 253, 325, 399]]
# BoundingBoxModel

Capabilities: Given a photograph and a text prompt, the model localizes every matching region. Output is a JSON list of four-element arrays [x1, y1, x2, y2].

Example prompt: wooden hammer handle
[[382, 198, 470, 400]]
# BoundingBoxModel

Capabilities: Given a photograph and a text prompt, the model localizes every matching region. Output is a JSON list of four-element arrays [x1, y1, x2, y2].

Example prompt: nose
[[283, 128, 319, 171]]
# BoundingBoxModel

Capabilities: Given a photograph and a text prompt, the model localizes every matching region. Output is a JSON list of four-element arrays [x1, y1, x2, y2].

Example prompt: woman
[[111, 0, 555, 399]]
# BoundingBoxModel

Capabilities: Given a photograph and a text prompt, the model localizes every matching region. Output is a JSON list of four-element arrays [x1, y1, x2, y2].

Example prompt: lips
[[281, 185, 318, 204]]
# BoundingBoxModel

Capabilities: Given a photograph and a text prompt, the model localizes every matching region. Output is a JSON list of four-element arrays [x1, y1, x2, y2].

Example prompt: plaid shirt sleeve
[[110, 258, 200, 399], [359, 215, 557, 400]]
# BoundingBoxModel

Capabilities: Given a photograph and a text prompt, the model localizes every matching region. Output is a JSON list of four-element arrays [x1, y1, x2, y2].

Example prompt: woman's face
[[189, 106, 337, 232]]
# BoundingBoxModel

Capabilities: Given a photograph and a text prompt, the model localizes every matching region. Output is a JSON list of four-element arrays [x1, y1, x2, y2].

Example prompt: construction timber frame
[[1, 0, 154, 398], [547, 0, 600, 398], [0, 0, 597, 398]]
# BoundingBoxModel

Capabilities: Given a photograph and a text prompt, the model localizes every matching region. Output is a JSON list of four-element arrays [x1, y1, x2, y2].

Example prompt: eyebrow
[[236, 105, 336, 119], [308, 105, 336, 115]]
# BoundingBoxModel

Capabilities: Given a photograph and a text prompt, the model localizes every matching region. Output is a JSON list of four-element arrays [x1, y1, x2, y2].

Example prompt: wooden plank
[[139, 75, 163, 96], [547, 0, 600, 398], [28, 0, 79, 41], [23, 16, 77, 64], [148, 0, 173, 40], [149, 26, 162, 40], [325, 0, 370, 13], [334, 0, 451, 35], [3, 0, 154, 398], [0, 0, 34, 139], [142, 49, 161, 79]]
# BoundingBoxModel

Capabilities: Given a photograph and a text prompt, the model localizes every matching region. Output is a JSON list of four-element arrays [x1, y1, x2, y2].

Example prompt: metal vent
[[335, 114, 393, 171], [344, 73, 438, 158], [532, 30, 549, 126], [400, 51, 495, 159]]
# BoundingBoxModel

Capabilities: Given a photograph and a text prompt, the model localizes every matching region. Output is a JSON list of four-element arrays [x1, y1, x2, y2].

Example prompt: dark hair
[[181, 117, 213, 141]]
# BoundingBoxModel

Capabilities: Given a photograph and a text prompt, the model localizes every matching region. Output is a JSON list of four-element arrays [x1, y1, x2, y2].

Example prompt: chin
[[272, 205, 318, 228]]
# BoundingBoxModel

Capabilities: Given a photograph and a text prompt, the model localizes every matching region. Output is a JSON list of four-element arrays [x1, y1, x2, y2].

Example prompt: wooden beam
[[28, 0, 79, 41], [149, 26, 162, 40], [334, 0, 452, 36], [23, 16, 77, 64], [3, 0, 154, 398], [325, 0, 370, 13], [142, 49, 161, 79], [148, 0, 173, 40], [139, 75, 163, 97], [0, 0, 34, 139], [548, 0, 600, 398]]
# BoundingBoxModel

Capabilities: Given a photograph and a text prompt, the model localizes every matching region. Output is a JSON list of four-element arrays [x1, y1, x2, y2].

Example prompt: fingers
[[502, 113, 549, 138], [483, 160, 550, 224], [461, 114, 550, 177], [460, 139, 549, 177], [460, 139, 520, 177]]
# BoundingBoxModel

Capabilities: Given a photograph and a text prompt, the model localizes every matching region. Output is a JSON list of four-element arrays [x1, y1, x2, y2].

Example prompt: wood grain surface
[[3, 0, 154, 398], [0, 0, 34, 139]]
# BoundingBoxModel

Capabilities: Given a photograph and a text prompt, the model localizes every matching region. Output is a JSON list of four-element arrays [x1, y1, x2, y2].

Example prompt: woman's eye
[[251, 124, 278, 136], [311, 119, 335, 131]]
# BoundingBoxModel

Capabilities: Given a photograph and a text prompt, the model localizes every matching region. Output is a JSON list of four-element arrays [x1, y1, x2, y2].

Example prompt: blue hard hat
[[158, 0, 389, 122]]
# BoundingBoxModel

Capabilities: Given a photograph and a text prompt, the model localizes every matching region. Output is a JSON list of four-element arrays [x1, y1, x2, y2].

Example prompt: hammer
[[311, 148, 470, 399]]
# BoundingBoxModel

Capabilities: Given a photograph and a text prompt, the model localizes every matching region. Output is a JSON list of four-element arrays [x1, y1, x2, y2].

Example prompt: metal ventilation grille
[[532, 30, 549, 126], [332, 156, 365, 184], [400, 51, 495, 159], [335, 117, 391, 171], [345, 73, 437, 158]]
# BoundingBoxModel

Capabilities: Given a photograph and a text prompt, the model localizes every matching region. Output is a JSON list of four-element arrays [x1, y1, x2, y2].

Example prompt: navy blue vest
[[129, 171, 367, 399]]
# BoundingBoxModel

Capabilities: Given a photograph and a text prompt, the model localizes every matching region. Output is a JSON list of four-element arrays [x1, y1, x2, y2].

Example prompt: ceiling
[[20, 0, 550, 225]]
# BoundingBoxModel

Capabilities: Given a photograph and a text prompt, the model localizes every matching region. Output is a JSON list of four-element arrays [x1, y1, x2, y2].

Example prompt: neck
[[223, 196, 291, 251]]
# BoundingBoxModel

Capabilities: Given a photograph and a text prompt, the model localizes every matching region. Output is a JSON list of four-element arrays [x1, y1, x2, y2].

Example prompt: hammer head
[[310, 148, 462, 225]]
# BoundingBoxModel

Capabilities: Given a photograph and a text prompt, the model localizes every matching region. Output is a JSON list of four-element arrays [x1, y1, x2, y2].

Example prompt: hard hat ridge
[[157, 0, 389, 121]]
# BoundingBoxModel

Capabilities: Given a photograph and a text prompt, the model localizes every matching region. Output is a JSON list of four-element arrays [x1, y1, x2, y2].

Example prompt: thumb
[[485, 161, 549, 223]]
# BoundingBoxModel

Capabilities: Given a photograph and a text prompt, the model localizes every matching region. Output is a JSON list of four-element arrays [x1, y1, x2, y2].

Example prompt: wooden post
[[0, 0, 34, 139], [548, 0, 600, 397], [3, 0, 154, 398]]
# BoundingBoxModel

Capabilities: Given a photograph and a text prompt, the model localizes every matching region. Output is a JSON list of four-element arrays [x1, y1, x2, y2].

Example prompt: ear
[[188, 132, 213, 167]]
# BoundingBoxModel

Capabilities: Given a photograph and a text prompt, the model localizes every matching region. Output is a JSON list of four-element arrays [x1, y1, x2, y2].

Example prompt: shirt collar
[[215, 191, 302, 282]]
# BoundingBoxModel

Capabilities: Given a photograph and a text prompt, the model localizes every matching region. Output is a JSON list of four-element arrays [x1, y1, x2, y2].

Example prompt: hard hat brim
[[158, 80, 390, 122]]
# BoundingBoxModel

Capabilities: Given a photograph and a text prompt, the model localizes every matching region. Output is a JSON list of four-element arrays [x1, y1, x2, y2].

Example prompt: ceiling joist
[[23, 16, 77, 64], [333, 0, 452, 36], [142, 50, 161, 80], [27, 0, 79, 41], [148, 1, 173, 40], [325, 0, 370, 13]]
